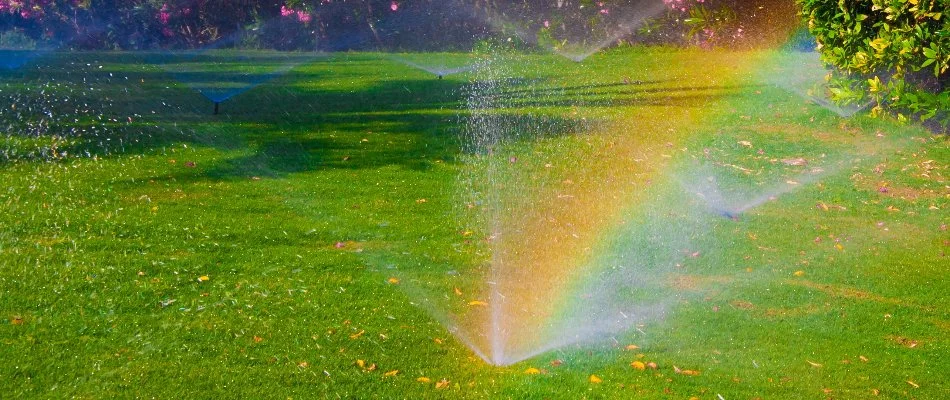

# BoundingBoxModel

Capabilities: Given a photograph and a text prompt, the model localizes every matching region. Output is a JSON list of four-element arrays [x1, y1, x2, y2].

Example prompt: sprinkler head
[[719, 210, 739, 220], [213, 102, 220, 115], [438, 74, 443, 80]]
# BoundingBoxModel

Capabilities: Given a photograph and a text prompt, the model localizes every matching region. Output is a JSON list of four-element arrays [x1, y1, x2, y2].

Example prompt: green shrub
[[799, 0, 949, 130]]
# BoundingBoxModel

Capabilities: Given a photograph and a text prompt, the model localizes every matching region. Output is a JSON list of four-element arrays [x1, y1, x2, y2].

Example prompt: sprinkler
[[438, 74, 443, 80], [213, 101, 220, 115], [719, 210, 739, 220]]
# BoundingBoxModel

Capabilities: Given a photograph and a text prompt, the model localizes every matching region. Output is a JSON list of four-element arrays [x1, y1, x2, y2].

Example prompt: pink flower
[[543, 20, 550, 28], [280, 5, 294, 17], [390, 1, 398, 11], [297, 10, 311, 23]]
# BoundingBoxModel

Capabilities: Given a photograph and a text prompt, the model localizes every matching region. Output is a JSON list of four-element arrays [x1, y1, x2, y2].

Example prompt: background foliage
[[799, 0, 949, 130], [0, 0, 797, 51]]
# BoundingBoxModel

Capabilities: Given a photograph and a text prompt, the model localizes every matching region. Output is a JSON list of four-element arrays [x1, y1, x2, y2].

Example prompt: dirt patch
[[761, 303, 829, 319], [669, 274, 734, 291], [787, 279, 933, 312]]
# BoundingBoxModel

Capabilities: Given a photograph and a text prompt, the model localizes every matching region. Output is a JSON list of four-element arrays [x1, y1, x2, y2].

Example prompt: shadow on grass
[[1, 51, 756, 180]]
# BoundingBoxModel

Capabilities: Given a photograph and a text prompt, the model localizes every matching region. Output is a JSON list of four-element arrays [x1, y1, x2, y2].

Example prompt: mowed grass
[[0, 49, 947, 398]]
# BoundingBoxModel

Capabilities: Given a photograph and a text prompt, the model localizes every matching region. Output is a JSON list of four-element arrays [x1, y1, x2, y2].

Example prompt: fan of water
[[476, 0, 667, 62]]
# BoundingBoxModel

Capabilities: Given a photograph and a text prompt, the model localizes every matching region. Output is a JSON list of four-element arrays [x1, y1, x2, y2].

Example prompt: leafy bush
[[799, 0, 949, 130]]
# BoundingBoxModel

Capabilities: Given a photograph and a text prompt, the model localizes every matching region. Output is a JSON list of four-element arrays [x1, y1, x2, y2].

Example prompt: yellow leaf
[[417, 377, 431, 383], [197, 275, 210, 282], [350, 330, 365, 339], [524, 367, 541, 375], [794, 270, 805, 277], [435, 379, 450, 389], [384, 370, 399, 377], [906, 380, 919, 388], [835, 243, 844, 251], [356, 359, 366, 368], [468, 300, 488, 307], [630, 361, 646, 371], [589, 374, 602, 383], [806, 360, 823, 368], [387, 277, 400, 284], [738, 140, 753, 147], [454, 287, 463, 296], [624, 344, 639, 350], [681, 369, 701, 376]]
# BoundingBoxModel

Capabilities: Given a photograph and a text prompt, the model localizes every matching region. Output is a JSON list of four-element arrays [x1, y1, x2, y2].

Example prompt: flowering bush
[[643, 0, 797, 48], [799, 0, 949, 130]]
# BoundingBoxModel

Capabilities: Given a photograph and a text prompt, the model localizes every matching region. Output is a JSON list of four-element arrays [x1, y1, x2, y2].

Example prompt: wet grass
[[0, 48, 947, 398]]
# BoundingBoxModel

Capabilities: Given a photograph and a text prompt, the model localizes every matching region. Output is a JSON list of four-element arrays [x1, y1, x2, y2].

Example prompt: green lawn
[[1, 48, 947, 398]]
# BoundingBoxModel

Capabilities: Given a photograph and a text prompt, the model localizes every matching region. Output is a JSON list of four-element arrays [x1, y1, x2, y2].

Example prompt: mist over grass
[[0, 48, 947, 398]]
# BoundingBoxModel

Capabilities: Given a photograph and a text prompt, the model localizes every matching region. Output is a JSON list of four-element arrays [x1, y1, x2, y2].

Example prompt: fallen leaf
[[298, 361, 309, 368], [387, 277, 400, 284], [184, 161, 196, 168], [433, 338, 443, 345], [794, 270, 805, 277], [417, 377, 431, 383], [625, 344, 639, 350], [681, 369, 700, 376], [11, 316, 24, 325], [416, 198, 427, 204], [786, 180, 800, 185], [906, 380, 919, 388], [454, 287, 463, 296], [835, 243, 844, 251], [630, 361, 646, 371], [468, 300, 488, 307], [859, 355, 869, 362], [356, 359, 366, 369], [782, 157, 808, 166], [253, 336, 263, 343], [806, 360, 823, 368], [647, 362, 658, 369], [350, 330, 365, 339], [197, 275, 209, 282], [589, 374, 602, 383], [435, 379, 450, 389], [524, 367, 541, 375], [550, 359, 564, 367], [384, 370, 399, 377], [738, 140, 753, 147]]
